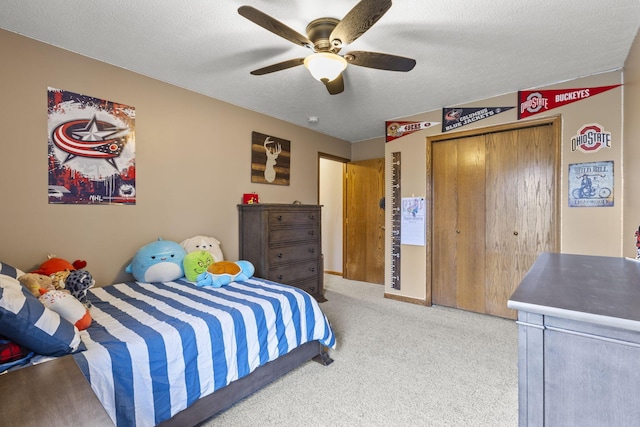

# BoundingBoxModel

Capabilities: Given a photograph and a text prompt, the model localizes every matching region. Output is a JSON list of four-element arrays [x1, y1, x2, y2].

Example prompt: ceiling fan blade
[[345, 51, 416, 71], [324, 74, 345, 95], [238, 6, 313, 49], [330, 0, 392, 48], [250, 58, 305, 75]]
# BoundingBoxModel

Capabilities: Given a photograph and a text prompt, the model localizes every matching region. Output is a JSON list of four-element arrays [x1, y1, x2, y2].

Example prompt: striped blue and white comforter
[[72, 277, 335, 427]]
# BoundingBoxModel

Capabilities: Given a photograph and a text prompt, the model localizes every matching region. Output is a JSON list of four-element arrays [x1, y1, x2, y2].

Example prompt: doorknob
[[456, 229, 460, 234]]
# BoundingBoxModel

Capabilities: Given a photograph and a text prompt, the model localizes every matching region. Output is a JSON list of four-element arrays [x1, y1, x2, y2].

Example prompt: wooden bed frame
[[0, 341, 332, 427], [159, 340, 333, 426]]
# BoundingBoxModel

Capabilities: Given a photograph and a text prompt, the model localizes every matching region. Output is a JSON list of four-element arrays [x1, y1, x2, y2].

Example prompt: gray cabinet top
[[508, 252, 640, 331]]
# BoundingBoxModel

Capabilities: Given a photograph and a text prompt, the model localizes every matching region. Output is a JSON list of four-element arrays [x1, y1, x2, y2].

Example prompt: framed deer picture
[[250, 131, 290, 185]]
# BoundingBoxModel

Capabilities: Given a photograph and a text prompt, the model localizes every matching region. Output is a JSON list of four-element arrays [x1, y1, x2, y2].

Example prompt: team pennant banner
[[442, 107, 514, 132], [386, 121, 440, 142], [518, 85, 621, 119]]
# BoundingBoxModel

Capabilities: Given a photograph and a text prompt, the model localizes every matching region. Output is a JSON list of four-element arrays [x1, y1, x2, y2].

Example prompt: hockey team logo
[[51, 114, 130, 170], [520, 92, 548, 116], [571, 124, 611, 153]]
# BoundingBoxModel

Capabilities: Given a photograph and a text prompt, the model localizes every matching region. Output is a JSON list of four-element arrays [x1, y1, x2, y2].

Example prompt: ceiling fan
[[238, 0, 416, 95]]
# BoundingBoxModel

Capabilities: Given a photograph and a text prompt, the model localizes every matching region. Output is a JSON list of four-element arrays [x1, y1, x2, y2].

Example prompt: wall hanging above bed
[[47, 87, 136, 205]]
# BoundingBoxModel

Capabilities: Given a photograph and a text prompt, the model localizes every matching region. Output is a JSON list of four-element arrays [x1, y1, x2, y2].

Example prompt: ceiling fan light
[[304, 52, 347, 82]]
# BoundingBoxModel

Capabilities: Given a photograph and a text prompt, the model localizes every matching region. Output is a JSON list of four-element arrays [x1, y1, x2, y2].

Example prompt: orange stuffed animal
[[31, 255, 87, 276]]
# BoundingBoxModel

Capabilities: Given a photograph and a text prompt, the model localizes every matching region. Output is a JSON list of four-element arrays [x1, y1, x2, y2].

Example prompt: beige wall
[[351, 138, 385, 161], [624, 31, 640, 256], [384, 70, 626, 301], [0, 29, 351, 286]]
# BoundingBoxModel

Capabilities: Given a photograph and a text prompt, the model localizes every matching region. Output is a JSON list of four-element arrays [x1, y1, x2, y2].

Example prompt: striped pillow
[[0, 275, 84, 356], [0, 260, 25, 280]]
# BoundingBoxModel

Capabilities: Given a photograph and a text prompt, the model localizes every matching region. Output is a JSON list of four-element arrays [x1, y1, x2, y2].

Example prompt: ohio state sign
[[570, 123, 611, 153]]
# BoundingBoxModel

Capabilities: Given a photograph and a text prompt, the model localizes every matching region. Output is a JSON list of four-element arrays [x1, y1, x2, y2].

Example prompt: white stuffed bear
[[180, 235, 224, 263]]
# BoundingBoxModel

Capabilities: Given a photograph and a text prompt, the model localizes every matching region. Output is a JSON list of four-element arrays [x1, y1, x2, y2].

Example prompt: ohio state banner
[[442, 107, 514, 132], [48, 88, 136, 205], [386, 121, 440, 142], [518, 85, 621, 119]]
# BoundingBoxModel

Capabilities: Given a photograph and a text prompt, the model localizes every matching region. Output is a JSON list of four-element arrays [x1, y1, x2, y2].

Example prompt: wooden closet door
[[432, 136, 486, 311], [485, 124, 556, 318], [431, 121, 557, 319], [432, 140, 458, 307]]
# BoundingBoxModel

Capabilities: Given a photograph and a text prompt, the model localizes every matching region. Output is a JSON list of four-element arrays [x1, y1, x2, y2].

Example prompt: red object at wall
[[243, 193, 259, 204]]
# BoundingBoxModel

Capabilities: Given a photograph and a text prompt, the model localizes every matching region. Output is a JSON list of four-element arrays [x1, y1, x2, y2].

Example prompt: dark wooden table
[[0, 355, 113, 426]]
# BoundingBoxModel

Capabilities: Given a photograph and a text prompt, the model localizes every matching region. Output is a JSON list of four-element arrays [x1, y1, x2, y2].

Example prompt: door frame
[[425, 116, 561, 306], [318, 152, 350, 276]]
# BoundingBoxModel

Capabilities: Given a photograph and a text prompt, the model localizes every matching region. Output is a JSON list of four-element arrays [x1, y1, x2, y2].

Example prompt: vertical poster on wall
[[400, 197, 426, 246], [250, 131, 290, 185], [568, 161, 614, 207], [47, 88, 136, 205]]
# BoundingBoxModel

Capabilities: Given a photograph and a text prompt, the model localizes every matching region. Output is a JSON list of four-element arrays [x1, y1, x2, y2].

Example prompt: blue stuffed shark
[[126, 238, 186, 282]]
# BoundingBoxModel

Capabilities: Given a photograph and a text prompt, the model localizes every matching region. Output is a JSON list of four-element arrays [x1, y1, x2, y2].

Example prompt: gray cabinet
[[238, 203, 325, 302], [508, 252, 640, 426]]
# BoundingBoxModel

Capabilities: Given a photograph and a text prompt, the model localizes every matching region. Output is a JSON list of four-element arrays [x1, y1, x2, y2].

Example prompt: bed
[[0, 263, 335, 427]]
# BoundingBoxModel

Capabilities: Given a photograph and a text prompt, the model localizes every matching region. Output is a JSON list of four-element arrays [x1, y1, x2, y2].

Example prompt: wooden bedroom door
[[431, 120, 558, 319], [344, 158, 385, 284]]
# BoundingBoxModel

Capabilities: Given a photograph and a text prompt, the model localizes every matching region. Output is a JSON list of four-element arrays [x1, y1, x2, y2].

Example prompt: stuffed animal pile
[[30, 255, 95, 307], [17, 254, 95, 330], [128, 235, 254, 288]]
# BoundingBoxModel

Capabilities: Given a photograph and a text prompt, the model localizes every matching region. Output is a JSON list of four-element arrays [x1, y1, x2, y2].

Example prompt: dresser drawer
[[269, 227, 319, 244], [268, 210, 319, 227], [268, 259, 319, 283], [290, 277, 319, 296], [268, 243, 319, 264]]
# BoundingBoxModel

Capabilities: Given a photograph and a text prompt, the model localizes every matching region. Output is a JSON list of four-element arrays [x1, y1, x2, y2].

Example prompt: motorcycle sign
[[568, 161, 614, 207]]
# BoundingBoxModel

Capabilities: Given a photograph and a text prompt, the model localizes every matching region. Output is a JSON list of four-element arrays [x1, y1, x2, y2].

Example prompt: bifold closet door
[[485, 124, 556, 318], [432, 135, 486, 312], [432, 123, 556, 319]]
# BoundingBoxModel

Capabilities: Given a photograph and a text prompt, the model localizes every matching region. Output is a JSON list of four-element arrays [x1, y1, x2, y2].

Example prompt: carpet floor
[[200, 275, 518, 426]]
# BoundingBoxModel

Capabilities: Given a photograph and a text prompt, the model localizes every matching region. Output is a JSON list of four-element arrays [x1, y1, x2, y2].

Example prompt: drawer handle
[[308, 248, 315, 253], [309, 267, 315, 273], [309, 215, 315, 220], [308, 230, 315, 236], [277, 274, 284, 280], [277, 215, 283, 221], [277, 253, 284, 258]]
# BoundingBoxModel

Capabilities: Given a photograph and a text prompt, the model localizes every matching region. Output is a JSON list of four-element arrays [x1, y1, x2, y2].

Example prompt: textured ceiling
[[1, 0, 639, 142]]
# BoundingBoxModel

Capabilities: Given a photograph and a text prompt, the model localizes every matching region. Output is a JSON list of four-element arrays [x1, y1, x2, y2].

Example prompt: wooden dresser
[[238, 203, 325, 302]]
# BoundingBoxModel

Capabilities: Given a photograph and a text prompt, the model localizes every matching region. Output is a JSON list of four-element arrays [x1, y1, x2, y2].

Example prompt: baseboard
[[384, 292, 429, 306], [324, 271, 342, 276]]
